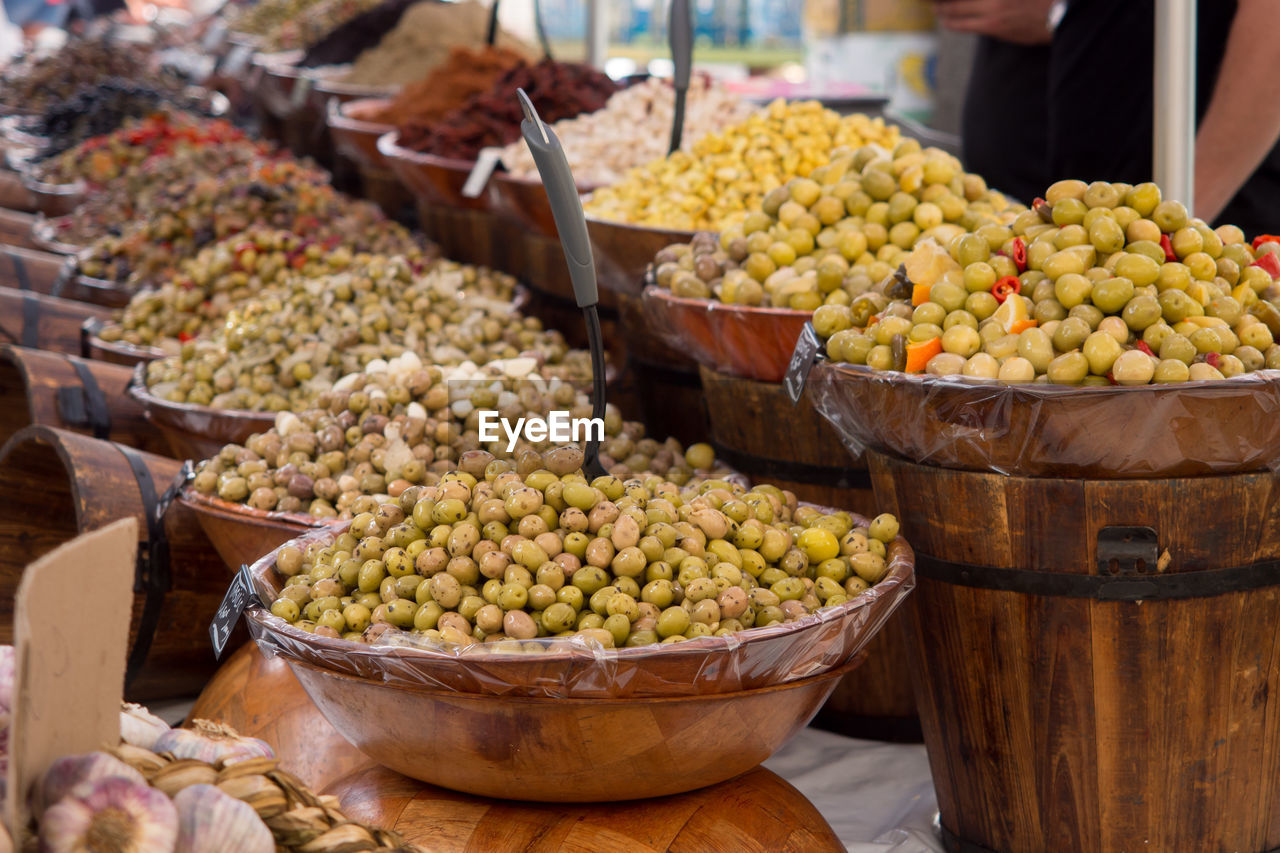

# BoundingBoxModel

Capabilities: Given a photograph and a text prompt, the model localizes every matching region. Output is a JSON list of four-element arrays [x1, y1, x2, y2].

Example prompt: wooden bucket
[[869, 449, 1280, 853], [188, 642, 374, 792], [699, 365, 918, 741], [414, 202, 517, 272], [0, 425, 242, 701], [0, 345, 169, 456], [0, 287, 109, 356], [323, 763, 844, 852]]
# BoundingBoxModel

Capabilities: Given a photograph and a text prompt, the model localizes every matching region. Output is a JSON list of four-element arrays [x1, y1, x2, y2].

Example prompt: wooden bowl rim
[[30, 215, 88, 255], [254, 51, 306, 73], [312, 73, 400, 100], [815, 358, 1280, 397], [178, 485, 331, 529], [288, 652, 861, 704], [85, 331, 166, 363], [125, 361, 280, 427], [19, 172, 85, 196], [644, 283, 816, 320], [375, 131, 482, 174], [582, 211, 701, 243], [328, 98, 395, 134], [244, 510, 915, 669]]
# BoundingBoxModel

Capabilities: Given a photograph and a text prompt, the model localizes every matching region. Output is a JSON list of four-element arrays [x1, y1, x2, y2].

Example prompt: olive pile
[[78, 158, 415, 285], [97, 228, 434, 351], [228, 0, 326, 38], [652, 141, 1021, 310], [191, 355, 722, 517], [818, 179, 1280, 384], [34, 114, 254, 186], [260, 0, 386, 51], [38, 144, 274, 252], [264, 444, 900, 648], [142, 256, 578, 411], [583, 100, 901, 232], [0, 40, 185, 114]]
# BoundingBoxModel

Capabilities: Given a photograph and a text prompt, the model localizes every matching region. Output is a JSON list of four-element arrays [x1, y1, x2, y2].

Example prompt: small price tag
[[222, 44, 253, 77], [462, 147, 504, 199], [290, 75, 313, 111], [783, 322, 822, 405], [209, 564, 258, 658]]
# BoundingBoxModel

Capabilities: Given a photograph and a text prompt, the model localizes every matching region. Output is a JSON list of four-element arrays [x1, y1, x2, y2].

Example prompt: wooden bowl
[[82, 321, 168, 368], [312, 73, 399, 106], [808, 361, 1280, 478], [19, 173, 85, 218], [287, 655, 858, 802], [584, 215, 697, 296], [62, 272, 133, 308], [126, 365, 277, 460], [378, 132, 488, 211], [490, 173, 602, 240], [243, 518, 914, 700], [29, 215, 86, 256], [189, 643, 374, 791], [323, 763, 844, 851], [641, 287, 811, 383], [326, 98, 394, 173], [253, 53, 309, 119], [178, 486, 328, 572]]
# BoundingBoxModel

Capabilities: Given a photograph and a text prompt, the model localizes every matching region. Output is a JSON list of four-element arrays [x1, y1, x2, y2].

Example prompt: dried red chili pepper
[[1159, 234, 1177, 262], [1206, 352, 1221, 369], [1136, 340, 1154, 357], [992, 276, 1021, 303], [1251, 234, 1280, 251], [1010, 237, 1027, 272]]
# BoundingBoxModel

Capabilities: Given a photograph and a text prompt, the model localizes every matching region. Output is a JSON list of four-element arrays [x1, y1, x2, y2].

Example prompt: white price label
[[462, 147, 505, 199]]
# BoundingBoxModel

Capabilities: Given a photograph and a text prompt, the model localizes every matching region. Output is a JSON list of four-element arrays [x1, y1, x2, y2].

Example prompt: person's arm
[[932, 0, 1058, 45], [1194, 0, 1280, 223]]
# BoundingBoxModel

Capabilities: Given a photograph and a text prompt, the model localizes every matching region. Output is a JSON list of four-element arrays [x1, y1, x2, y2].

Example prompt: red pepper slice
[[1251, 234, 1280, 251], [1206, 352, 1221, 369], [992, 276, 1022, 303], [1011, 237, 1027, 272], [1106, 370, 1117, 385], [1159, 234, 1177, 262], [1253, 252, 1280, 279], [177, 331, 194, 343], [1136, 340, 1154, 357]]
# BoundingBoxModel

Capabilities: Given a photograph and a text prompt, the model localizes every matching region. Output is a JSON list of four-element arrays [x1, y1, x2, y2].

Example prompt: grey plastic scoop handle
[[670, 0, 692, 90], [517, 89, 598, 309]]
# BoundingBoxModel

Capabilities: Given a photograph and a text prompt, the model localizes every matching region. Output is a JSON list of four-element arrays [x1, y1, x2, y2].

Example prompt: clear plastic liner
[[810, 360, 1280, 478], [245, 520, 915, 700], [640, 286, 809, 383]]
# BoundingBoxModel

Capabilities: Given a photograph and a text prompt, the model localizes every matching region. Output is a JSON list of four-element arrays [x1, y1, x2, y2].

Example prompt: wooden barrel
[[0, 209, 36, 248], [323, 763, 844, 852], [616, 291, 708, 446], [0, 425, 242, 701], [0, 170, 35, 212], [415, 203, 518, 272], [188, 642, 374, 792], [869, 449, 1280, 853], [0, 245, 73, 293], [0, 345, 169, 456], [699, 365, 918, 741], [0, 287, 109, 356]]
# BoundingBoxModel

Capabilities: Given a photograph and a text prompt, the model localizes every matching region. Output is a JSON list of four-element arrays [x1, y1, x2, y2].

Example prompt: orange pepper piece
[[1009, 319, 1039, 334], [911, 283, 932, 306], [905, 337, 943, 373]]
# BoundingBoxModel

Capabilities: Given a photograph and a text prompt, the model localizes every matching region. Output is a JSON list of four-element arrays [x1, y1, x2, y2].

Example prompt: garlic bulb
[[120, 703, 171, 751], [36, 752, 147, 817], [153, 721, 273, 766], [40, 775, 177, 853], [172, 784, 274, 853]]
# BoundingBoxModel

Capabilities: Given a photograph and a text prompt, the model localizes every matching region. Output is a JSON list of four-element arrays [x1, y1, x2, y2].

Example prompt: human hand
[[933, 0, 1058, 45]]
